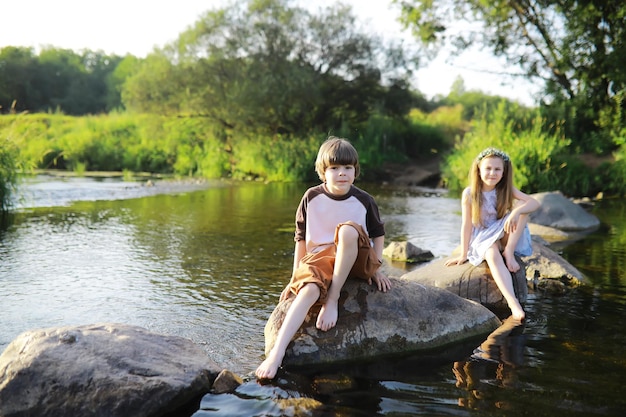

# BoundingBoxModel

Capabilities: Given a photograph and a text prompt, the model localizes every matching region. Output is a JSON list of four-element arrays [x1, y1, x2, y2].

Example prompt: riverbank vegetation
[[1, 0, 625, 210]]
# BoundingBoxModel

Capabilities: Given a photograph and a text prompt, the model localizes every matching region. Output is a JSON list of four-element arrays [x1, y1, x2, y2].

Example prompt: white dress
[[467, 188, 533, 266]]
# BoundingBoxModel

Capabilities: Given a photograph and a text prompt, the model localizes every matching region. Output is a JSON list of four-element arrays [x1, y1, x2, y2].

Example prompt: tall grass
[[1, 112, 426, 183], [2, 104, 619, 196]]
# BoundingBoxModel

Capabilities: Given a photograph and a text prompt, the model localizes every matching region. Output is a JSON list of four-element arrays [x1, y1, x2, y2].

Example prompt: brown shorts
[[287, 221, 381, 304]]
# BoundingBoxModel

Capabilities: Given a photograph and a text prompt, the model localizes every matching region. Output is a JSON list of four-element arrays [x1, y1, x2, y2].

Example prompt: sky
[[1, 0, 539, 105]]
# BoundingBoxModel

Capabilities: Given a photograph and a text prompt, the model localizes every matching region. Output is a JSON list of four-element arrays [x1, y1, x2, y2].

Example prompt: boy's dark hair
[[315, 136, 360, 181]]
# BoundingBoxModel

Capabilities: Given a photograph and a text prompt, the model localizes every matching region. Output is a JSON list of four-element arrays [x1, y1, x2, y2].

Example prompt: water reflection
[[453, 317, 526, 411]]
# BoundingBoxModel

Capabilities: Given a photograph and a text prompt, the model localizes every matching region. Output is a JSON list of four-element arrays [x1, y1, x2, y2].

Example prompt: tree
[[122, 0, 420, 135], [0, 47, 40, 113], [0, 46, 123, 115], [395, 0, 626, 151]]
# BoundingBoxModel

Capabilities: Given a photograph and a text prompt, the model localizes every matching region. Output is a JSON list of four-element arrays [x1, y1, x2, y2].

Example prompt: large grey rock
[[530, 191, 600, 231], [401, 256, 527, 308], [264, 279, 501, 367], [0, 323, 220, 417], [521, 241, 585, 285]]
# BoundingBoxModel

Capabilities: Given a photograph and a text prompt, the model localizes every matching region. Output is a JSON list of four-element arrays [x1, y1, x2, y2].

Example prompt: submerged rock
[[0, 323, 220, 417], [264, 279, 501, 367], [383, 241, 434, 263]]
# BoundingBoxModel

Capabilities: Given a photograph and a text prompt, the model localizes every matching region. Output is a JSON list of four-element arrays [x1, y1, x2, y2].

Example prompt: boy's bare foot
[[255, 349, 284, 380], [503, 251, 520, 272], [316, 300, 338, 331]]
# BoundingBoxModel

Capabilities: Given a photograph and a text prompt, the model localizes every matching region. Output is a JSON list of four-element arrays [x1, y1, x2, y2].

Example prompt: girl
[[445, 147, 539, 320]]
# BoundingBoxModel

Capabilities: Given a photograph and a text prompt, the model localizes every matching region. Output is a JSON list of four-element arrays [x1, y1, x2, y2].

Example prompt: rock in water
[[402, 256, 528, 308], [264, 279, 501, 367], [0, 323, 221, 417], [530, 191, 600, 231]]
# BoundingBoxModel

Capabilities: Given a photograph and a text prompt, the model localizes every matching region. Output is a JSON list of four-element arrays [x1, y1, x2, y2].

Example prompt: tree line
[[0, 47, 126, 115], [1, 0, 626, 212]]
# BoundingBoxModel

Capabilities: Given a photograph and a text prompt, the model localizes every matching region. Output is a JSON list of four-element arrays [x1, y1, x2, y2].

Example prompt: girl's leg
[[316, 224, 359, 331], [485, 243, 525, 320], [501, 213, 530, 272], [256, 283, 320, 379]]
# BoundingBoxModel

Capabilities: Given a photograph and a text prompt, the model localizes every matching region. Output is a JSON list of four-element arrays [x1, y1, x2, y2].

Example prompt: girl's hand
[[504, 210, 520, 234], [445, 255, 467, 266], [369, 270, 392, 292]]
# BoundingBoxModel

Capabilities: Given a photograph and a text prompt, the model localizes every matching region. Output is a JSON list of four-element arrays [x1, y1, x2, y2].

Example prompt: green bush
[[0, 134, 20, 211], [232, 133, 320, 182], [442, 102, 584, 195]]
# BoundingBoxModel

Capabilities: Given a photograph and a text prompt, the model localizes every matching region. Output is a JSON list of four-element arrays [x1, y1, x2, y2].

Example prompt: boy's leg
[[316, 224, 359, 331], [501, 214, 529, 272], [256, 283, 320, 379], [485, 244, 525, 320]]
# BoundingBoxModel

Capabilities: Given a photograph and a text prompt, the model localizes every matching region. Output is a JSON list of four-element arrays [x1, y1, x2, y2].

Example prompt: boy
[[255, 136, 392, 379]]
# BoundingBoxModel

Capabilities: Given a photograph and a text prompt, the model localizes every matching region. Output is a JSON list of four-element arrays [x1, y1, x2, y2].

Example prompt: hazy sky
[[1, 0, 538, 105]]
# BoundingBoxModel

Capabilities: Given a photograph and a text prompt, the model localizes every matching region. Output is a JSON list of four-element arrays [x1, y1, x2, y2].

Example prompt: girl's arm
[[445, 188, 473, 266], [511, 187, 540, 214], [504, 187, 540, 233]]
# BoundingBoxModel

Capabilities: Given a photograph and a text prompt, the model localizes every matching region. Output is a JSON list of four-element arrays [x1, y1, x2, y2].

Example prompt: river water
[[1, 175, 625, 416]]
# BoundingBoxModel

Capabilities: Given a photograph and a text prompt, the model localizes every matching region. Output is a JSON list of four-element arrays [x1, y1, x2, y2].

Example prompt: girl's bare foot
[[510, 304, 526, 321], [503, 251, 520, 272], [255, 349, 284, 380], [316, 301, 338, 331]]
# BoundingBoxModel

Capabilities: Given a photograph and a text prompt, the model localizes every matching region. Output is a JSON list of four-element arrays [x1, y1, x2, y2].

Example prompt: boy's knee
[[299, 283, 321, 299], [337, 223, 359, 242]]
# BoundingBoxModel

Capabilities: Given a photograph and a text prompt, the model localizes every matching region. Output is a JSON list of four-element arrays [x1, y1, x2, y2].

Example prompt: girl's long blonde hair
[[469, 148, 514, 226]]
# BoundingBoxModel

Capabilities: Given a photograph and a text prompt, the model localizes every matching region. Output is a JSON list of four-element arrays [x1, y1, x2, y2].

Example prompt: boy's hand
[[369, 270, 391, 292], [279, 285, 292, 301]]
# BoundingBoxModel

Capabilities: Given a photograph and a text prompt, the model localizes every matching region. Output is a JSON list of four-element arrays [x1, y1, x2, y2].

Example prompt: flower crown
[[477, 147, 510, 163]]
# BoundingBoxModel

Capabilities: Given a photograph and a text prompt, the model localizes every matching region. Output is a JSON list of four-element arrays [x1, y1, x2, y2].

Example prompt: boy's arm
[[280, 240, 307, 301], [292, 240, 307, 274], [372, 235, 384, 263], [370, 235, 391, 292]]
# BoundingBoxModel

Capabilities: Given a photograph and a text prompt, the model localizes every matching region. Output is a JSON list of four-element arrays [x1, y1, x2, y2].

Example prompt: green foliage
[[122, 0, 420, 136], [409, 104, 469, 149], [163, 117, 227, 178], [0, 135, 20, 211], [232, 133, 320, 182], [443, 79, 532, 121], [607, 156, 626, 197], [397, 0, 626, 154], [0, 46, 124, 115], [442, 102, 582, 195], [341, 111, 450, 171]]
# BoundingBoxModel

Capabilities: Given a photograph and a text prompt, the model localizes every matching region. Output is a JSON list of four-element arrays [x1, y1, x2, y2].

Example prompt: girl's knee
[[484, 244, 502, 261]]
